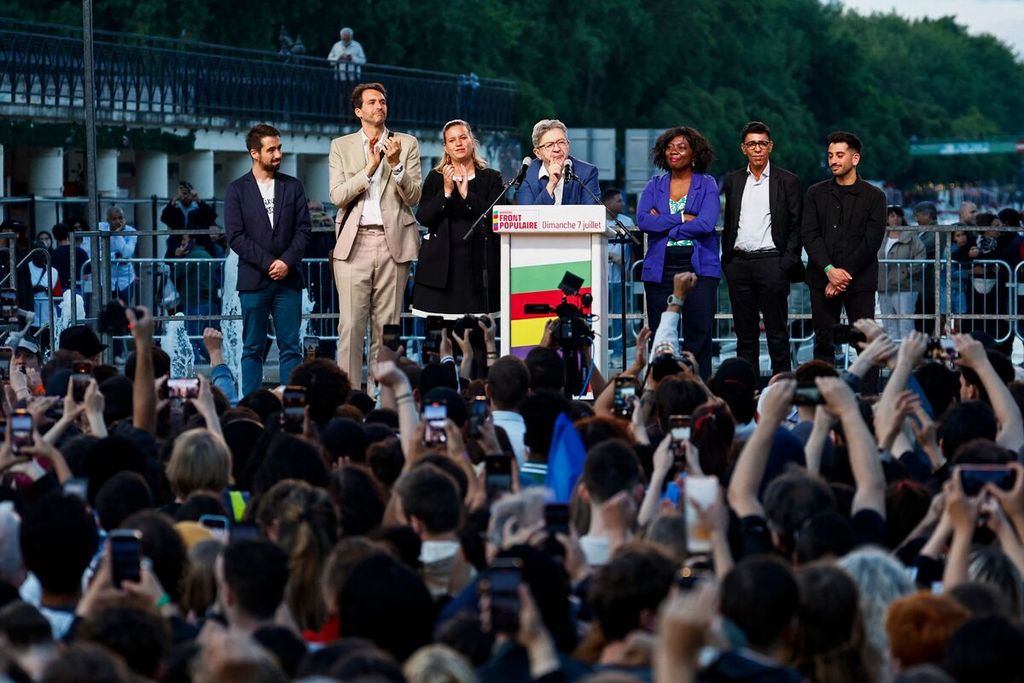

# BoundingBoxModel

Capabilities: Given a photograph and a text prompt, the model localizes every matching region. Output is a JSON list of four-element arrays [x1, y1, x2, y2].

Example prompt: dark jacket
[[720, 164, 805, 283], [801, 176, 886, 292], [224, 171, 311, 292], [414, 167, 504, 290]]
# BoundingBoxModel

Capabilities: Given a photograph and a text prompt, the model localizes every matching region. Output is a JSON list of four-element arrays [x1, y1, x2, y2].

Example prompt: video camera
[[523, 271, 594, 351]]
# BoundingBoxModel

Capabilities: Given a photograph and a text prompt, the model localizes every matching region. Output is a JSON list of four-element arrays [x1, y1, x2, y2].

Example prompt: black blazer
[[801, 177, 887, 292], [414, 167, 505, 291], [720, 164, 805, 282], [224, 171, 311, 292]]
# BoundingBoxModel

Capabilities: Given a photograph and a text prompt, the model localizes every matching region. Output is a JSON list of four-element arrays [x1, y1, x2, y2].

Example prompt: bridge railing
[[0, 18, 517, 131]]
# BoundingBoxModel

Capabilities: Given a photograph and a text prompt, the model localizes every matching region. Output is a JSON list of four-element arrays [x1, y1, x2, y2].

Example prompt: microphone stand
[[462, 172, 519, 328], [565, 168, 640, 370]]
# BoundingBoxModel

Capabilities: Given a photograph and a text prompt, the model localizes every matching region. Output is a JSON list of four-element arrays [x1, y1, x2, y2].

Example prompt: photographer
[[160, 182, 217, 257]]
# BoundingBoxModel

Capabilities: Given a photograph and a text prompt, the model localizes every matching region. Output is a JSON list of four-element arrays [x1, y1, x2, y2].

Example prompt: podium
[[492, 205, 608, 388]]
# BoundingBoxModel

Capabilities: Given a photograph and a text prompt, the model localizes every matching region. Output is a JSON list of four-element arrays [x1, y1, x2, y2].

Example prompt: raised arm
[[128, 307, 157, 436], [818, 377, 885, 519], [727, 379, 795, 518], [955, 334, 1024, 452]]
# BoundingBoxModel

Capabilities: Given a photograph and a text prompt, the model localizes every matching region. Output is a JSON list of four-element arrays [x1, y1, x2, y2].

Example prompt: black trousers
[[809, 286, 877, 362], [724, 253, 792, 377]]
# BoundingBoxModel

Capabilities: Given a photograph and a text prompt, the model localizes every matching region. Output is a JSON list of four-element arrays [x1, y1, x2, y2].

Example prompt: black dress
[[412, 167, 505, 316]]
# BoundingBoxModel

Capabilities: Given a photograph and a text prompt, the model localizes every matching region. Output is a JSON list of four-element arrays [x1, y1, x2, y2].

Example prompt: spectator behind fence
[[878, 205, 925, 340], [326, 27, 366, 81], [50, 223, 89, 295]]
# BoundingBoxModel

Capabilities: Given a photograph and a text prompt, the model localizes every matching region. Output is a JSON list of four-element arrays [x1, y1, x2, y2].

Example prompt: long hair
[[257, 480, 339, 631], [433, 119, 488, 172], [794, 565, 881, 683]]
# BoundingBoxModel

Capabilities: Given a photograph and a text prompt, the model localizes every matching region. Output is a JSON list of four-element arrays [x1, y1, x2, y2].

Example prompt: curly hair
[[651, 126, 715, 173]]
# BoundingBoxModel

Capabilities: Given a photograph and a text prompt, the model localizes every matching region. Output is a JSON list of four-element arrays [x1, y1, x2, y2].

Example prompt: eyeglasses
[[537, 139, 569, 151], [743, 140, 771, 150]]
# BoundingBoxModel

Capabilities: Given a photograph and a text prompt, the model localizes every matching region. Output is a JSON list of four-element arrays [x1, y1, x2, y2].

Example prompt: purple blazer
[[636, 172, 722, 283]]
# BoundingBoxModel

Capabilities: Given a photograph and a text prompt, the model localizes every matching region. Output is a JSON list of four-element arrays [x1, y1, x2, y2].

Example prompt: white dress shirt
[[358, 129, 406, 226], [735, 162, 774, 252]]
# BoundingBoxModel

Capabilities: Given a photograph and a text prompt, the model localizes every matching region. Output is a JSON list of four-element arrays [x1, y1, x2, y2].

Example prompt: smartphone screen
[[72, 361, 93, 402], [960, 465, 1016, 497], [63, 478, 88, 501], [303, 336, 319, 360], [0, 347, 12, 382], [110, 530, 142, 588], [382, 324, 402, 351], [684, 475, 718, 553], [468, 397, 488, 437], [199, 514, 231, 543], [544, 503, 570, 537], [486, 559, 522, 633], [0, 289, 17, 323], [613, 377, 636, 419], [167, 377, 200, 400], [9, 411, 33, 454], [281, 385, 306, 434], [424, 317, 445, 355], [485, 453, 513, 498], [423, 401, 447, 446]]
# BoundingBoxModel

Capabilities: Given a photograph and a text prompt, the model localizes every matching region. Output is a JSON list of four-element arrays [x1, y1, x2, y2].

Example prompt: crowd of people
[[0, 265, 1020, 681]]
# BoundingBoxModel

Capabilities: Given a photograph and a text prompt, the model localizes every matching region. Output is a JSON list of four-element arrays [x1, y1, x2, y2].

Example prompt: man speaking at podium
[[515, 120, 600, 205]]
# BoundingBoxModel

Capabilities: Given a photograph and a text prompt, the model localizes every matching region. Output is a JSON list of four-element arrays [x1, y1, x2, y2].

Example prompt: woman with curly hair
[[637, 126, 720, 378]]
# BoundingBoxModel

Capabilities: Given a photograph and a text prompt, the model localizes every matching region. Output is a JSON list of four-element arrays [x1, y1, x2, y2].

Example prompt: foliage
[[5, 0, 1023, 184]]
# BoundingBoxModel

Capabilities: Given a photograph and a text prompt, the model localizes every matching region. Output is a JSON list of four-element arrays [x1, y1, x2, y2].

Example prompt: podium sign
[[493, 205, 608, 387]]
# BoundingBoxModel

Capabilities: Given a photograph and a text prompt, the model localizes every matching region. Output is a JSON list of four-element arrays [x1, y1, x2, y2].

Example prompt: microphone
[[512, 156, 532, 190], [562, 158, 575, 181]]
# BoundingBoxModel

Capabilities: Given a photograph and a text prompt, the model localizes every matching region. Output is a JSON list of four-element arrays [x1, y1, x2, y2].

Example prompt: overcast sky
[[839, 0, 1024, 58]]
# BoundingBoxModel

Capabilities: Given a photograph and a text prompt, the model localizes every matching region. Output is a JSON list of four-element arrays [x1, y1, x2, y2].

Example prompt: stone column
[[27, 147, 64, 233], [298, 154, 330, 206], [214, 152, 252, 199], [178, 150, 215, 199]]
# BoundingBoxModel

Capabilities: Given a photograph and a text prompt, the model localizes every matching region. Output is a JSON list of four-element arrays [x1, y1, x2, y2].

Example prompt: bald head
[[959, 202, 978, 226]]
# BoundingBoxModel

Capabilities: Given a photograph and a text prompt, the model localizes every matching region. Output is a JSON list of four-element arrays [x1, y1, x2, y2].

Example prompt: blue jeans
[[240, 282, 302, 397]]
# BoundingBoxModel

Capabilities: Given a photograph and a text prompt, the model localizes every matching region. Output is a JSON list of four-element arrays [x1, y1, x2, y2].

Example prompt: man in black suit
[[225, 124, 311, 396], [721, 121, 804, 379], [801, 131, 886, 364]]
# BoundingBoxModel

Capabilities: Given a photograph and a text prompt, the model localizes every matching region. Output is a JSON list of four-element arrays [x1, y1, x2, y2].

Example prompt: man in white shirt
[[329, 83, 421, 386], [326, 27, 366, 80], [720, 121, 804, 381], [486, 356, 530, 465]]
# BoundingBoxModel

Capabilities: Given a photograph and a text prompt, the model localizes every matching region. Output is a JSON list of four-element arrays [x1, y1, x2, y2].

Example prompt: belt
[[358, 224, 385, 233], [735, 249, 779, 259]]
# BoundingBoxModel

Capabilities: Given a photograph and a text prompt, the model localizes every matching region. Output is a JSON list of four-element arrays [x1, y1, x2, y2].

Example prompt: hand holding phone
[[468, 397, 488, 437], [485, 453, 513, 498], [483, 558, 522, 634], [9, 409, 33, 455], [281, 385, 307, 434], [613, 376, 637, 419], [423, 401, 447, 447], [167, 377, 200, 400], [72, 361, 94, 403], [669, 415, 690, 470], [109, 529, 142, 588]]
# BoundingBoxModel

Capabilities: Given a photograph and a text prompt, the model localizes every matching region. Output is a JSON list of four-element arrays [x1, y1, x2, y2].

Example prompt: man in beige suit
[[329, 82, 422, 385]]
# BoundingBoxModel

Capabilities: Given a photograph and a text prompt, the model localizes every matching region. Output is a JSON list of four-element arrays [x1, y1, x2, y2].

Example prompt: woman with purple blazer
[[637, 126, 721, 378]]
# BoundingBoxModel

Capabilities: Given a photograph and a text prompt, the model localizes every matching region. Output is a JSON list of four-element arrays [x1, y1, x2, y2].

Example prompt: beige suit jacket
[[329, 130, 422, 263]]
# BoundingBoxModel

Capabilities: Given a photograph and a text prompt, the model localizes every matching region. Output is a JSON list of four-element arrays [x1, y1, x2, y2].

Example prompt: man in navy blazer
[[225, 124, 311, 396], [515, 119, 600, 205]]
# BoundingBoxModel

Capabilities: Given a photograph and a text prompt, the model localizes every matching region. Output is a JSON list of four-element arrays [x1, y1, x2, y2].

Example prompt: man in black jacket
[[801, 131, 886, 364], [721, 121, 804, 380]]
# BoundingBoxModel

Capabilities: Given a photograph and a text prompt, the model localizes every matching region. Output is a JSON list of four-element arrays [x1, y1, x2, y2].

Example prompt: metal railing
[[8, 223, 1024, 372], [0, 18, 517, 131]]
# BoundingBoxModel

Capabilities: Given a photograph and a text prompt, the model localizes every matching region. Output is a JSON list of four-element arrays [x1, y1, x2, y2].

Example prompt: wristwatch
[[666, 294, 685, 307]]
